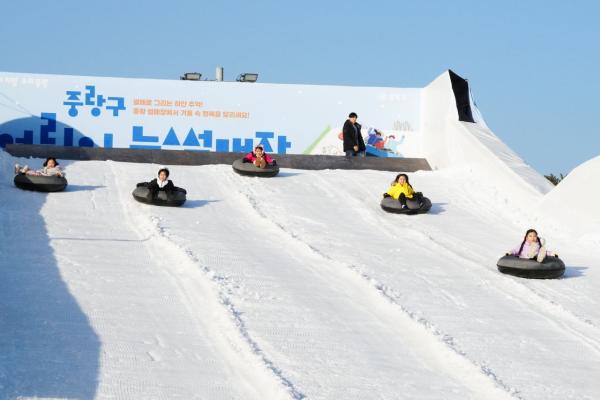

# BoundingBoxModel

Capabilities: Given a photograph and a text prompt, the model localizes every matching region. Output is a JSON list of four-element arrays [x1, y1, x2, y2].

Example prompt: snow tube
[[14, 174, 68, 192], [497, 255, 565, 279], [232, 159, 279, 178], [380, 195, 432, 214], [132, 186, 187, 207]]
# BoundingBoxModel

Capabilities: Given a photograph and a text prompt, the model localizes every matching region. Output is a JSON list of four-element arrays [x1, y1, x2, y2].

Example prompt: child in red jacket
[[243, 145, 275, 168]]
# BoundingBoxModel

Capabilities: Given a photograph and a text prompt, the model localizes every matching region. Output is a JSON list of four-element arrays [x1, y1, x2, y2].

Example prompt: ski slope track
[[1, 150, 599, 400]]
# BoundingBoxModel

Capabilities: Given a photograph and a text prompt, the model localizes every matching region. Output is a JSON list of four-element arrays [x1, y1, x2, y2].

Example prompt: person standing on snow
[[342, 112, 366, 157]]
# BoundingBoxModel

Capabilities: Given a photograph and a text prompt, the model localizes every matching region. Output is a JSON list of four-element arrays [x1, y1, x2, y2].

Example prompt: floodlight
[[237, 73, 258, 83], [181, 72, 202, 81]]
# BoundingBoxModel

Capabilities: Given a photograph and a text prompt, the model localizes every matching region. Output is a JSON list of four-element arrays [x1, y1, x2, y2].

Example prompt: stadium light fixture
[[237, 73, 258, 83], [181, 72, 202, 81]]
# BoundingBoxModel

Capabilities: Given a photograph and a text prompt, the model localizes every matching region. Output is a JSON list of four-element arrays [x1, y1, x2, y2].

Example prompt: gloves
[[383, 193, 391, 198]]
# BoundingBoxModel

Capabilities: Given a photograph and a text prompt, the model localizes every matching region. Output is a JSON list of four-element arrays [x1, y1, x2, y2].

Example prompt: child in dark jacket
[[145, 168, 175, 200]]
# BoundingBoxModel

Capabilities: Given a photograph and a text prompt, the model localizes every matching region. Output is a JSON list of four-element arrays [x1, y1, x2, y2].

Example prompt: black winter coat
[[342, 120, 366, 152], [147, 178, 175, 192]]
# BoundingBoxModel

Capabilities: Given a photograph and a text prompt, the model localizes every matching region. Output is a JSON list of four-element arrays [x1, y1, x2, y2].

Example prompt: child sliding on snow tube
[[242, 144, 275, 169], [15, 157, 65, 177], [507, 229, 557, 263], [383, 173, 422, 209], [141, 167, 175, 201]]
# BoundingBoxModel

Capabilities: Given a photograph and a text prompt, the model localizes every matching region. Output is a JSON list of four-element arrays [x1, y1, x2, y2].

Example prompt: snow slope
[[1, 150, 599, 400], [537, 155, 600, 245]]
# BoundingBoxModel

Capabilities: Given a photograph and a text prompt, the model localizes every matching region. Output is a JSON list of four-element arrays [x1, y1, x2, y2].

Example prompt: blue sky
[[1, 0, 598, 174]]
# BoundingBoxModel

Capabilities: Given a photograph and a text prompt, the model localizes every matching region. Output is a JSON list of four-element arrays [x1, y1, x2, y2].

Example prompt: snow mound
[[538, 154, 600, 243]]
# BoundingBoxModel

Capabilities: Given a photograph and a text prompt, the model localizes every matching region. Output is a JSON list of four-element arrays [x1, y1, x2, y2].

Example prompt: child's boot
[[537, 238, 547, 262]]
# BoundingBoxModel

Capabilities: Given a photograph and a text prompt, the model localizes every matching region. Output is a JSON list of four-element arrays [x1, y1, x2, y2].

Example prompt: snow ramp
[[2, 148, 600, 399]]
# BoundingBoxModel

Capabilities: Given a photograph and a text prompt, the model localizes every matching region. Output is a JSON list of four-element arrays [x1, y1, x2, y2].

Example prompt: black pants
[[398, 193, 407, 206], [399, 192, 422, 206]]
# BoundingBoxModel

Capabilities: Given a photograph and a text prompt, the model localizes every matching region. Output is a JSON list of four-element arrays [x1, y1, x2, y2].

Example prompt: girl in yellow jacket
[[383, 173, 420, 209]]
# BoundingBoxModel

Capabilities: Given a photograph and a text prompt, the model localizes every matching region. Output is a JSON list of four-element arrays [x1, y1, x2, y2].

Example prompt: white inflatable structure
[[421, 71, 553, 199]]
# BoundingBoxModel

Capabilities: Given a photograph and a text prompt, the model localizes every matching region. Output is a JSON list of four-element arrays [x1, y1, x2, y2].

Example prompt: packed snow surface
[[537, 155, 600, 245], [1, 151, 599, 400]]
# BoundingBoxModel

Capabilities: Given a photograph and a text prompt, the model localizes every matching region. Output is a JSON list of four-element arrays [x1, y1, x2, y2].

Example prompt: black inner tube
[[497, 255, 565, 279], [380, 196, 432, 214], [232, 159, 279, 177], [14, 174, 68, 192], [132, 186, 187, 207]]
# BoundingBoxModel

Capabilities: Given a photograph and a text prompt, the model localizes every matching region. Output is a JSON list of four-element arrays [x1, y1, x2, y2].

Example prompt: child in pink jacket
[[14, 157, 65, 177], [508, 229, 556, 262]]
